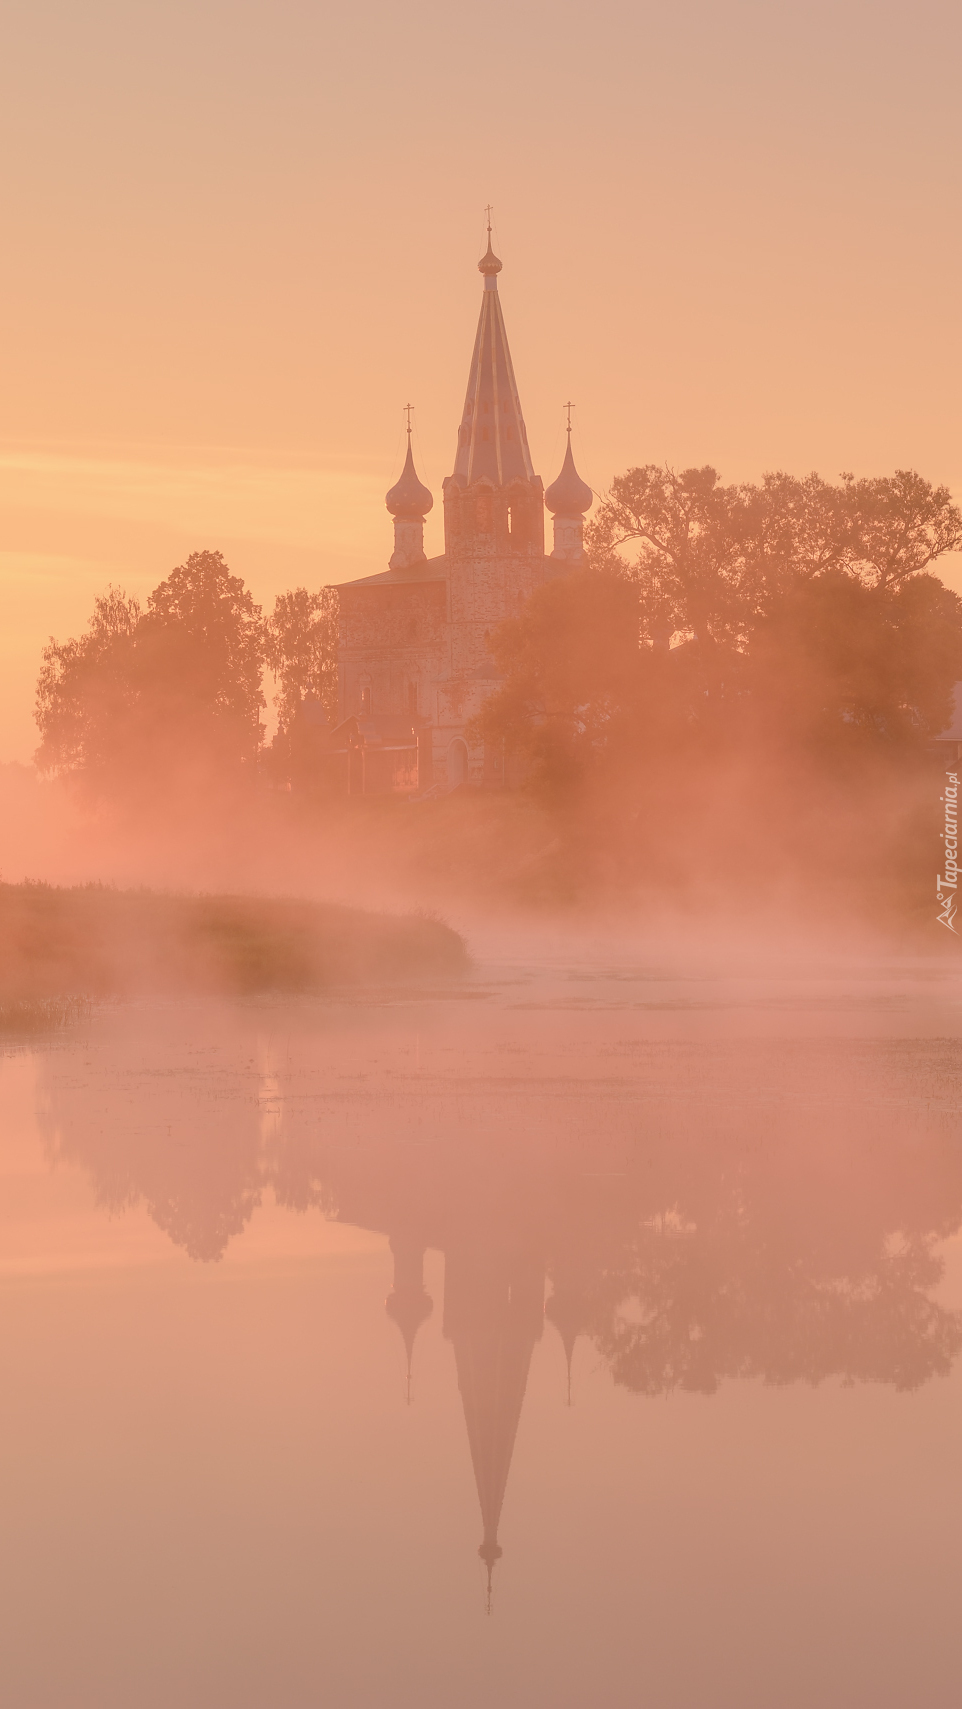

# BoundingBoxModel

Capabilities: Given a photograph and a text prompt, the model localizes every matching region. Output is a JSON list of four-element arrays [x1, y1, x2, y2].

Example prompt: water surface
[[2, 952, 962, 1707]]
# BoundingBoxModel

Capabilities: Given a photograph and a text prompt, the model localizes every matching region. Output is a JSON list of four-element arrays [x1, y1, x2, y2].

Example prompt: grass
[[0, 883, 468, 1002]]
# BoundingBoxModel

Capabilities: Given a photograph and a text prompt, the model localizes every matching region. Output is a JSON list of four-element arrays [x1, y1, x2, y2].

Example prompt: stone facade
[[333, 231, 591, 793]]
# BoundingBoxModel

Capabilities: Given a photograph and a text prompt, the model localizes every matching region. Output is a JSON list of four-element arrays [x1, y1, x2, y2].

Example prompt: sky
[[1, 0, 960, 760]]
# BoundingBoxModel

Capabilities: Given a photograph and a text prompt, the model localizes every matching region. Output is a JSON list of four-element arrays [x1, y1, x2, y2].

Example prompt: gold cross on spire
[[563, 401, 575, 434], [403, 402, 413, 438], [484, 203, 493, 234]]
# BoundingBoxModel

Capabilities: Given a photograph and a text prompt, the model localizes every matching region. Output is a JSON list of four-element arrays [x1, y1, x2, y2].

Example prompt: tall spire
[[452, 213, 536, 489]]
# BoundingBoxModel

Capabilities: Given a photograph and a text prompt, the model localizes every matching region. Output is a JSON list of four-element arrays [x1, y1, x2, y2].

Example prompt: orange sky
[[1, 0, 960, 760]]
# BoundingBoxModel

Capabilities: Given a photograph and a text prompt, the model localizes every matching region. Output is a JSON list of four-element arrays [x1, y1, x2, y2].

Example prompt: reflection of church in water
[[329, 218, 594, 794], [331, 1157, 572, 1606], [38, 1032, 962, 1605], [385, 1232, 547, 1603]]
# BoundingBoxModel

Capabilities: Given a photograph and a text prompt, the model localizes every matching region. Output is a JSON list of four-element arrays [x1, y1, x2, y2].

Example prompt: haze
[[2, 0, 960, 759]]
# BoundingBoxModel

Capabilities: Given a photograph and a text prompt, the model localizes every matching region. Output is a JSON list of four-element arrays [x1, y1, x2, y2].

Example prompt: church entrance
[[447, 739, 469, 789]]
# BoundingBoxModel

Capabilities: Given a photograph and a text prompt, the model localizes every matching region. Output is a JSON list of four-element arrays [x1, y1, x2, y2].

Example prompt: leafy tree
[[587, 465, 962, 647], [261, 586, 340, 791], [480, 563, 962, 789], [586, 464, 751, 647], [841, 469, 962, 588], [35, 550, 266, 793], [263, 586, 339, 730], [35, 587, 142, 781], [136, 549, 265, 770], [745, 570, 962, 751], [473, 568, 677, 793]]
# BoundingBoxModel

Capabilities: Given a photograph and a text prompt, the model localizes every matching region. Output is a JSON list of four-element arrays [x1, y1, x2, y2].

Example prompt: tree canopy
[[35, 554, 344, 798], [264, 586, 339, 731], [587, 465, 962, 648], [36, 551, 265, 793], [479, 466, 962, 792]]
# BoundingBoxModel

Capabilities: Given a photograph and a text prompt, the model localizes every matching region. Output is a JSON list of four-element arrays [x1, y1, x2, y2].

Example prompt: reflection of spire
[[443, 1244, 545, 1606], [385, 1234, 433, 1404], [545, 1285, 591, 1405]]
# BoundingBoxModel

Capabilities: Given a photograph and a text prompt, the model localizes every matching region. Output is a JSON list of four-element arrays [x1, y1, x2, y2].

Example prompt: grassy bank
[[0, 883, 467, 1004]]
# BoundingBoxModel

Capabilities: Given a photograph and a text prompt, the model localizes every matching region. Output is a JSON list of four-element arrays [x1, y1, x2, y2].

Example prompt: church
[[329, 222, 593, 794]]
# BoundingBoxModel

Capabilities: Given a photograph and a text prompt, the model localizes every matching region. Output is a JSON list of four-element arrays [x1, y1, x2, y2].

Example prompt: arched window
[[360, 685, 371, 713], [447, 739, 469, 787]]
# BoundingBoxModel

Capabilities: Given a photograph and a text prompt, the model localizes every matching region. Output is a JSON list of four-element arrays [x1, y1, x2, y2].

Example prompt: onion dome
[[385, 439, 433, 518], [478, 234, 503, 277], [544, 435, 593, 516]]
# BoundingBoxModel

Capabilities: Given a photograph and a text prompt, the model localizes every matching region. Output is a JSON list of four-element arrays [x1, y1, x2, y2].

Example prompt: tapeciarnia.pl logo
[[937, 770, 959, 933]]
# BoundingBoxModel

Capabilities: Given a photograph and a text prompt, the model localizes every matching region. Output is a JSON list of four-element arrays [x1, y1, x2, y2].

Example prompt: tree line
[[477, 466, 962, 781], [35, 551, 339, 796], [35, 468, 962, 862]]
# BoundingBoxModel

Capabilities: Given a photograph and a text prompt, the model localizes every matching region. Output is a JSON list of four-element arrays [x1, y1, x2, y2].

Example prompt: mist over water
[[3, 953, 962, 1708]]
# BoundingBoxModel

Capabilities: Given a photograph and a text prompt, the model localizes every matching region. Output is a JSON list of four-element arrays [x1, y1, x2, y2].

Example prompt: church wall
[[338, 580, 445, 721]]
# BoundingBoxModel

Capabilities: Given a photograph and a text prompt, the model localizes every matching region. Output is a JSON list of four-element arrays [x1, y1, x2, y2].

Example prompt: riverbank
[[0, 883, 467, 1008]]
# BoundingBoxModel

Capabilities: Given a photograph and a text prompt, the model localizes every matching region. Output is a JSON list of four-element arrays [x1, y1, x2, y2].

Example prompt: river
[[2, 946, 961, 1707]]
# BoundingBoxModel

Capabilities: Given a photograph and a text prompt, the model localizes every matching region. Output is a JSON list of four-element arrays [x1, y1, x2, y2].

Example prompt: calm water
[[2, 952, 962, 1707]]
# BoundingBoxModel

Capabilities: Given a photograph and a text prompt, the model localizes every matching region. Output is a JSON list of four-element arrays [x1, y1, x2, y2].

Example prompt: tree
[[136, 549, 265, 771], [841, 469, 962, 588], [35, 587, 142, 782], [263, 586, 339, 730], [474, 568, 676, 793], [586, 464, 752, 648], [587, 465, 962, 647], [479, 466, 962, 825], [35, 550, 266, 794], [745, 571, 962, 751]]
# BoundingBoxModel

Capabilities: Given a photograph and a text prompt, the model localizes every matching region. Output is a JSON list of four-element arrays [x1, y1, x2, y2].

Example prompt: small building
[[330, 224, 593, 795]]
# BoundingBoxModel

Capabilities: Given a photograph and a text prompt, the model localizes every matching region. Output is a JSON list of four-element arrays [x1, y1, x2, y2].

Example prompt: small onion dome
[[385, 441, 433, 518], [478, 235, 503, 277], [544, 437, 593, 516]]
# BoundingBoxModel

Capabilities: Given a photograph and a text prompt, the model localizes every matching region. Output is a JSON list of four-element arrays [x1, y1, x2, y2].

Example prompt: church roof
[[334, 553, 449, 590], [385, 438, 433, 519], [336, 549, 570, 592], [545, 433, 593, 518], [452, 233, 536, 489]]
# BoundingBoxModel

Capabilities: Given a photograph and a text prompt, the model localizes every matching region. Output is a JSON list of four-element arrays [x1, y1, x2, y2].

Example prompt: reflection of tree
[[40, 1045, 962, 1382], [543, 1122, 962, 1397], [589, 1222, 959, 1396], [37, 1034, 962, 1589], [38, 1040, 265, 1262]]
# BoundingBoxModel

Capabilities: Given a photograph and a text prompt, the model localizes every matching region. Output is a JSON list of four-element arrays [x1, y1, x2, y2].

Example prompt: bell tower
[[441, 217, 546, 689]]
